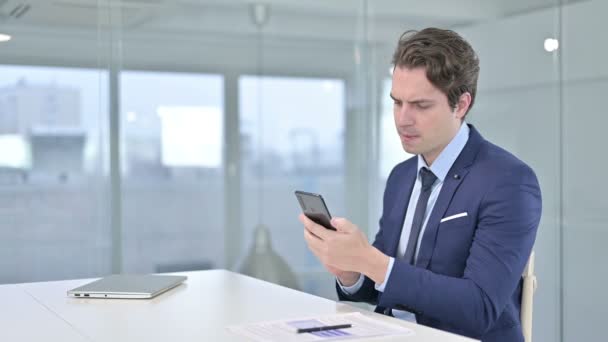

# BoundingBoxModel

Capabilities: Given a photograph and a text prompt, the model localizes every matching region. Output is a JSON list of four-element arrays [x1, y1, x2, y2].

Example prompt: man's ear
[[454, 92, 471, 119]]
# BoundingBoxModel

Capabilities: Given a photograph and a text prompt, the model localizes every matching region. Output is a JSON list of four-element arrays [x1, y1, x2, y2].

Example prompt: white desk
[[3, 270, 477, 341], [0, 284, 88, 341]]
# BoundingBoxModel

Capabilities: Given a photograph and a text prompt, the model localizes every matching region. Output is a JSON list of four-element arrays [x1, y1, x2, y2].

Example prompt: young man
[[299, 28, 542, 342]]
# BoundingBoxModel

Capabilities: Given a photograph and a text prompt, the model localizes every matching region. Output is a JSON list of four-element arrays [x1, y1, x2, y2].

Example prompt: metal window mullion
[[108, 1, 123, 274]]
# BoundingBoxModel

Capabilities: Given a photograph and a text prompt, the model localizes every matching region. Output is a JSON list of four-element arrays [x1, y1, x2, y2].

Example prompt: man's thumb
[[331, 217, 351, 232]]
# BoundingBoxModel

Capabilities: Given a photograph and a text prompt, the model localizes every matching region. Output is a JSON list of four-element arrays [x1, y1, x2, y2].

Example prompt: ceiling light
[[544, 38, 559, 52], [0, 34, 12, 42]]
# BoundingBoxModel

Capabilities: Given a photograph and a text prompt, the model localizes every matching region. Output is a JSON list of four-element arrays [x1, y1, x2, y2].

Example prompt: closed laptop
[[67, 274, 187, 299]]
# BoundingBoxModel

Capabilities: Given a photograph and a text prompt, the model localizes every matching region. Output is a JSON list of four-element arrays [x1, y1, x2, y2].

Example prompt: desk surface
[[2, 270, 477, 341]]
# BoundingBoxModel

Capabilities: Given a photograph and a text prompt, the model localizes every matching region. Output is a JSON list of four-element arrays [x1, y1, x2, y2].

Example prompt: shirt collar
[[417, 123, 470, 182]]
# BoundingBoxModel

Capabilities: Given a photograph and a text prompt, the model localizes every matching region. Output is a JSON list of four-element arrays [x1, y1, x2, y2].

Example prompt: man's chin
[[402, 144, 420, 155]]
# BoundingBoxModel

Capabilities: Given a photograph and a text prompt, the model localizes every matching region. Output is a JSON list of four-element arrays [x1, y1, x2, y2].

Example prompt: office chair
[[521, 251, 537, 342]]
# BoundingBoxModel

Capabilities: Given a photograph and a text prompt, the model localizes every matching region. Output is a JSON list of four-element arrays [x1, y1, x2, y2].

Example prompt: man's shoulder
[[474, 139, 538, 185], [387, 155, 417, 181]]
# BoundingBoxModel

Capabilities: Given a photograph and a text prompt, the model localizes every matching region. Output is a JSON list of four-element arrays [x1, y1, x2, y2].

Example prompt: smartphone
[[294, 190, 335, 230]]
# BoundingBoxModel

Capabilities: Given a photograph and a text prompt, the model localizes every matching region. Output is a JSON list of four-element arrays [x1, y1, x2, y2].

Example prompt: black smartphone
[[294, 190, 335, 230]]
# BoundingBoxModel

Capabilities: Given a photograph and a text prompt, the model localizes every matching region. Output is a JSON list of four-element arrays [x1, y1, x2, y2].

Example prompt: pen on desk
[[296, 323, 352, 334]]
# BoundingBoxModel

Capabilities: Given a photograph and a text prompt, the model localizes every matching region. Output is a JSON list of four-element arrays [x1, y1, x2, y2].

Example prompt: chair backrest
[[521, 251, 537, 342]]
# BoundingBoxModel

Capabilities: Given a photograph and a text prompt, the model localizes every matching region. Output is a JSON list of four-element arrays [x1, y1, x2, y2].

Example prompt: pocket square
[[440, 212, 468, 223]]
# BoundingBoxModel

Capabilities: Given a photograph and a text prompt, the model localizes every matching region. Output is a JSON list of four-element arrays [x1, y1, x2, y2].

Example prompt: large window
[[120, 71, 225, 273], [0, 65, 109, 283], [238, 75, 345, 297]]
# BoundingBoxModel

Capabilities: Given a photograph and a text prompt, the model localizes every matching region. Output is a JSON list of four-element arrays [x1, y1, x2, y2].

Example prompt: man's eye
[[417, 104, 430, 110]]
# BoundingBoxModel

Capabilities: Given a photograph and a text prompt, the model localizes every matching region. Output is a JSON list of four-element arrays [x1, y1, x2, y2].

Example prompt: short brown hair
[[392, 27, 480, 114]]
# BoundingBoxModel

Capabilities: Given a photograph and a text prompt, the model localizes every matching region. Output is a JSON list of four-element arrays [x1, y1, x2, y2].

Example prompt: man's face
[[390, 66, 469, 165]]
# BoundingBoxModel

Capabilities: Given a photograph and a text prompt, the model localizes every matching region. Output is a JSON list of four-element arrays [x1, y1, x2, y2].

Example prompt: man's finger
[[304, 229, 325, 256], [299, 213, 332, 240], [303, 228, 321, 244], [331, 217, 354, 233]]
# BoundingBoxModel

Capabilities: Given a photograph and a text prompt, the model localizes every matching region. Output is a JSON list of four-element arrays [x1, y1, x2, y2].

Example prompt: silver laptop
[[67, 274, 187, 299]]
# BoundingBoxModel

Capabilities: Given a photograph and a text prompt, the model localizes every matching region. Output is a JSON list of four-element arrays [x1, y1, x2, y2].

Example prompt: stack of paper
[[227, 312, 414, 341]]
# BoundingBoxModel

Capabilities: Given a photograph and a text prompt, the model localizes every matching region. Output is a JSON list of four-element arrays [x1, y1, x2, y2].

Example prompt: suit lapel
[[415, 124, 484, 269]]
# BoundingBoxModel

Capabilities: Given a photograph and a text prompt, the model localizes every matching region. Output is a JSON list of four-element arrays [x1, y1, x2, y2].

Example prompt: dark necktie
[[403, 167, 437, 265]]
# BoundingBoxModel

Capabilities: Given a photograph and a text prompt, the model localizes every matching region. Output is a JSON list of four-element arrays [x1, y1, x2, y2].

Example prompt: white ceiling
[[0, 0, 583, 43], [0, 0, 586, 73]]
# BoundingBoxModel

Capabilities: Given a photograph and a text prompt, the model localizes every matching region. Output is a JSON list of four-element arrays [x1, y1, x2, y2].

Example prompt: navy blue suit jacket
[[337, 125, 542, 342]]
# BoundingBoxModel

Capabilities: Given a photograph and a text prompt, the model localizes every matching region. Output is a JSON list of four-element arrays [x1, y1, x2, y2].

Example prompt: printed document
[[227, 312, 414, 341]]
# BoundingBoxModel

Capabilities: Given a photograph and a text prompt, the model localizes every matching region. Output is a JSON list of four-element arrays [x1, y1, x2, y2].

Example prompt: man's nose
[[396, 105, 415, 126]]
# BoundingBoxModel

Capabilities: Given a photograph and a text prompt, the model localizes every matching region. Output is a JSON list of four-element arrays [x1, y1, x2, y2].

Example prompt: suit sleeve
[[377, 164, 542, 336]]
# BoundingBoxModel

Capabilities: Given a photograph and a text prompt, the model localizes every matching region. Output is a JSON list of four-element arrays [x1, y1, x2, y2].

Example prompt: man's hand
[[299, 214, 389, 284], [319, 263, 360, 286], [335, 270, 361, 287]]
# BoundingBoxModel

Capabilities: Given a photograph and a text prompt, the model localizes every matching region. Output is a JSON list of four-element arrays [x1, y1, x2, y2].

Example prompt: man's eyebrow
[[389, 93, 434, 104], [407, 99, 434, 104]]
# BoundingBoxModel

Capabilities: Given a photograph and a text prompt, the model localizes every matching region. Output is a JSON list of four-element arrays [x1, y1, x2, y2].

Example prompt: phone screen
[[294, 190, 335, 230]]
